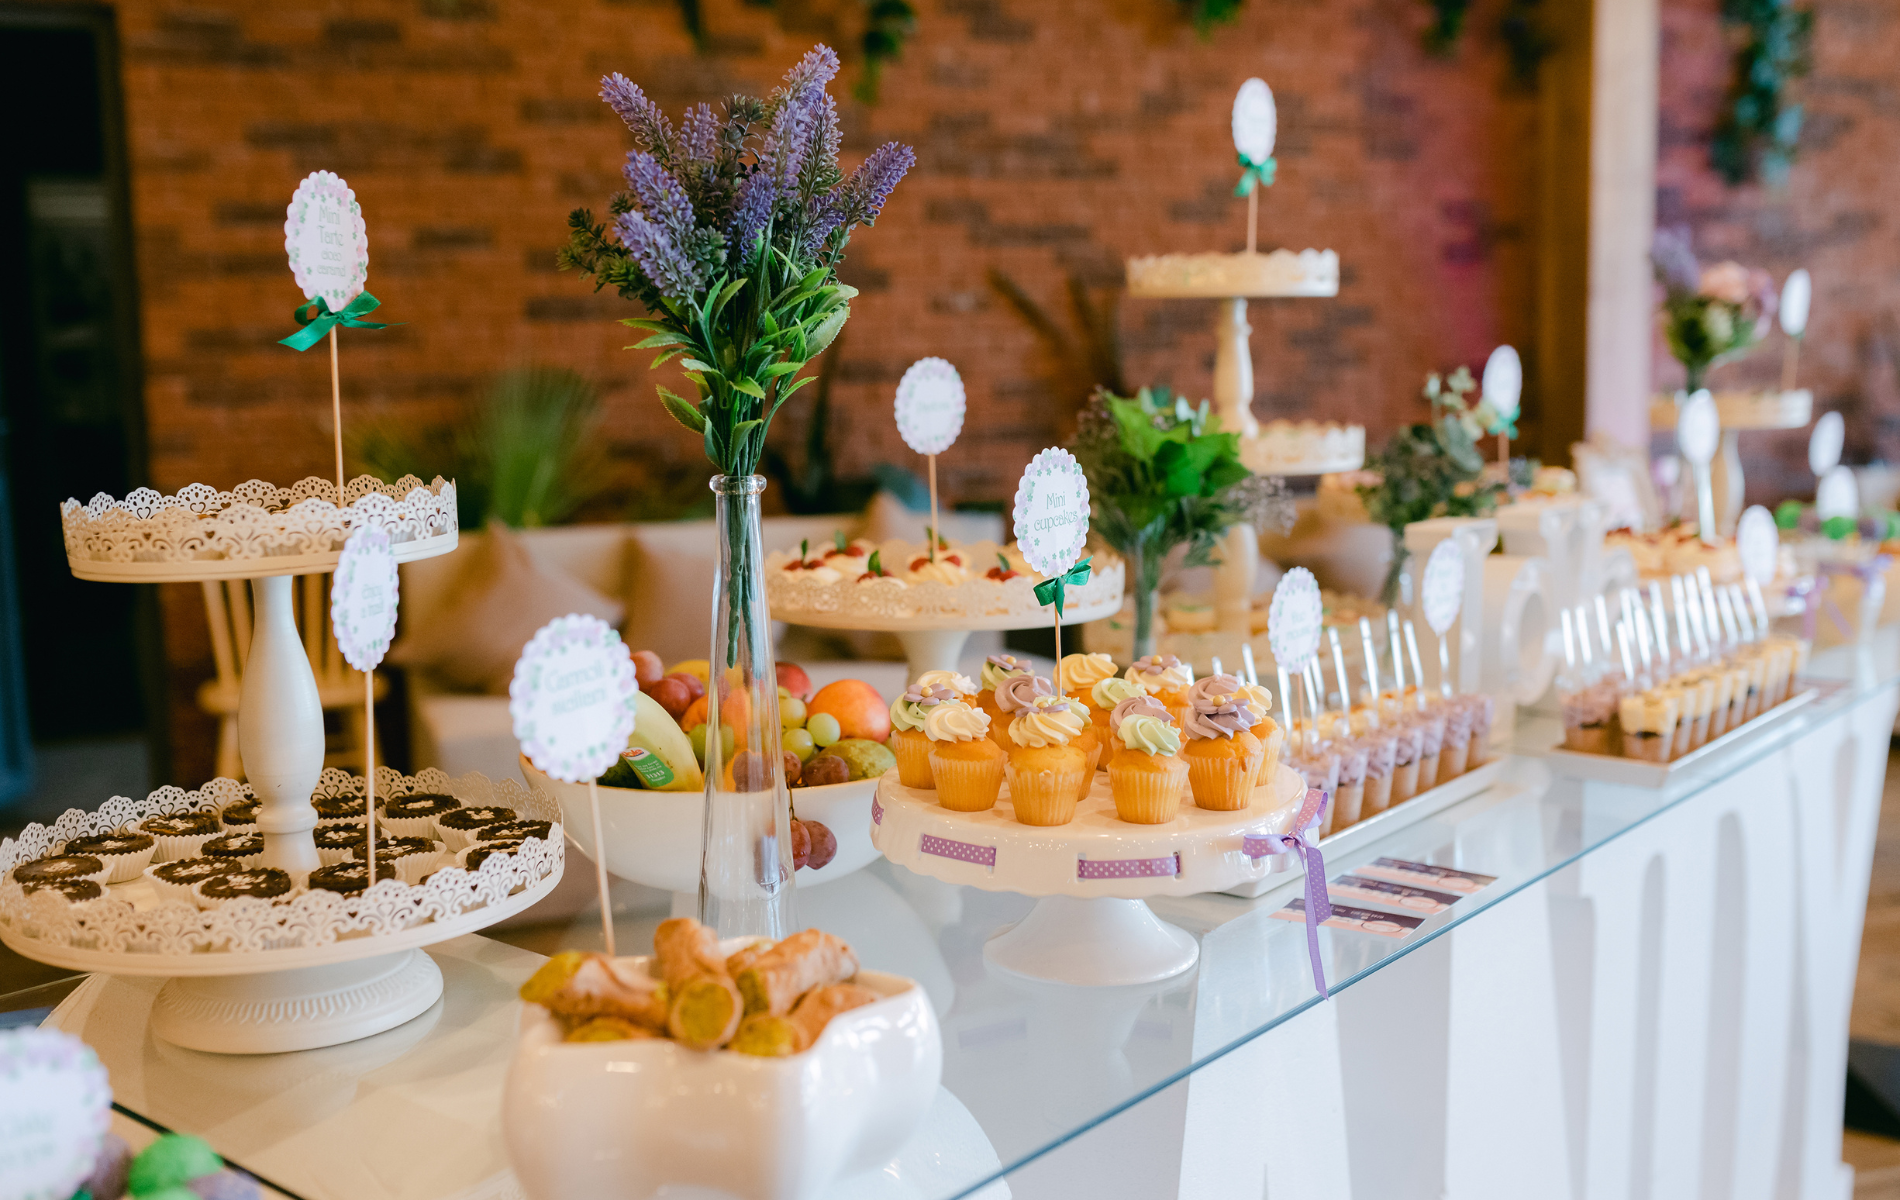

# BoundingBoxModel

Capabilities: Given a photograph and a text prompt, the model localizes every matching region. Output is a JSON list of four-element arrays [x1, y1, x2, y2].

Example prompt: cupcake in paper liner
[[1107, 714, 1188, 824], [352, 835, 443, 883], [200, 832, 264, 868], [137, 811, 222, 861], [924, 700, 1005, 813], [1180, 691, 1265, 812], [1004, 696, 1090, 826], [889, 684, 961, 790], [62, 832, 157, 883], [435, 805, 519, 852], [144, 856, 237, 905], [220, 796, 261, 831], [479, 819, 553, 845], [313, 792, 371, 829], [21, 877, 105, 904], [379, 792, 462, 838], [10, 854, 110, 891], [193, 866, 296, 910], [314, 823, 368, 865], [307, 860, 374, 897], [459, 838, 525, 872]]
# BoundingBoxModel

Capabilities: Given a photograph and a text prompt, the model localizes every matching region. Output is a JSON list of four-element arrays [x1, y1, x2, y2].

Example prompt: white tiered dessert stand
[[872, 762, 1305, 986], [766, 538, 1125, 682], [1, 476, 566, 1053], [1651, 389, 1813, 534]]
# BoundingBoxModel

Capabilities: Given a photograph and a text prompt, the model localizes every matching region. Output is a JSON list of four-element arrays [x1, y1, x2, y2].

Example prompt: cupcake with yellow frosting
[[994, 671, 1054, 752], [888, 683, 959, 789], [1005, 695, 1090, 826], [1234, 680, 1284, 787], [1125, 654, 1194, 723], [915, 669, 977, 700], [1059, 652, 1120, 712], [1090, 676, 1147, 756], [1180, 691, 1265, 811], [925, 700, 1006, 812], [1109, 713, 1188, 824], [978, 654, 1034, 747]]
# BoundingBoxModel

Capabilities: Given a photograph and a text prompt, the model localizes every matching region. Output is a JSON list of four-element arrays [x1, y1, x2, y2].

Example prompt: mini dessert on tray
[[1004, 695, 1090, 826], [1107, 713, 1188, 824], [924, 700, 1005, 813]]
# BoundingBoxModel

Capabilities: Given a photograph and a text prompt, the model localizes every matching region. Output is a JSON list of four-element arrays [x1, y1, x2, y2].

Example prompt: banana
[[666, 659, 711, 685], [626, 689, 704, 791]]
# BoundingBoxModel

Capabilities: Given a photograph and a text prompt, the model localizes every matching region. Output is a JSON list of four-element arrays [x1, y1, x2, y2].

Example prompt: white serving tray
[[1220, 756, 1506, 898], [1541, 687, 1821, 787]]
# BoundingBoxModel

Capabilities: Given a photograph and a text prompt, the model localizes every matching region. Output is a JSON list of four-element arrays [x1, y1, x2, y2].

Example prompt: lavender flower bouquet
[[560, 45, 913, 478], [1651, 226, 1777, 394]]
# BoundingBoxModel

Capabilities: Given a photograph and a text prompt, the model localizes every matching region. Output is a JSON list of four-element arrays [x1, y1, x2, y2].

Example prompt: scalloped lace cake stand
[[871, 762, 1304, 986], [0, 769, 563, 1053], [766, 540, 1125, 682]]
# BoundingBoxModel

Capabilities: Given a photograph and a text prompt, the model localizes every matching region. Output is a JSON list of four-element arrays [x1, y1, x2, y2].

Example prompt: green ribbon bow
[[1033, 556, 1094, 617], [1233, 153, 1277, 197], [278, 291, 395, 351]]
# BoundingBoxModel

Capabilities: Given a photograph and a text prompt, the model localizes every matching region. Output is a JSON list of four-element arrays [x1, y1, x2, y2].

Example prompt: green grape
[[806, 712, 842, 748], [782, 727, 816, 762], [780, 697, 807, 728]]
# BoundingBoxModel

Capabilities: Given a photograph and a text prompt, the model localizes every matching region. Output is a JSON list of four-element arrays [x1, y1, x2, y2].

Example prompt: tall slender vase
[[700, 475, 797, 939]]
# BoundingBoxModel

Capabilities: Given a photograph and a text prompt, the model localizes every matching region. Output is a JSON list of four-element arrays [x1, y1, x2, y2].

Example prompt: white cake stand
[[767, 539, 1125, 682], [872, 762, 1305, 986], [1651, 390, 1813, 534]]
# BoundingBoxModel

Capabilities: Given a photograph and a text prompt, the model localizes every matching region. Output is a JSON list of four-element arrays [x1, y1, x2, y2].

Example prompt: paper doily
[[767, 540, 1124, 626]]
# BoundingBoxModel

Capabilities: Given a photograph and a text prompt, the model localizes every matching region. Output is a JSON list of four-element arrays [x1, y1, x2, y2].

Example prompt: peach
[[631, 650, 664, 688], [808, 679, 891, 744], [776, 661, 814, 702]]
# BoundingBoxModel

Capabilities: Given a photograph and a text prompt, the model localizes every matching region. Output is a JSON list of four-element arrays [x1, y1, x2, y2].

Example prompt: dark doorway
[[0, 4, 161, 821]]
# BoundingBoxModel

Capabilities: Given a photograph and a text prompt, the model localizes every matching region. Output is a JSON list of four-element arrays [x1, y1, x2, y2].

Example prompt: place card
[[1329, 874, 1462, 915], [1272, 898, 1425, 939], [1354, 856, 1496, 894], [894, 357, 965, 456], [285, 170, 369, 312], [1012, 447, 1090, 578]]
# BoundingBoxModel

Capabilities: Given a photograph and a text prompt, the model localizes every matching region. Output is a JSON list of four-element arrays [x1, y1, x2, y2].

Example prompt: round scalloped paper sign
[[1267, 566, 1322, 671], [509, 614, 638, 784], [1781, 267, 1812, 338], [1420, 539, 1465, 635], [1736, 505, 1779, 584], [1810, 410, 1844, 477], [1817, 465, 1859, 524], [1012, 448, 1090, 578], [284, 170, 369, 311], [331, 525, 399, 673], [0, 1027, 112, 1200], [1482, 344, 1523, 421], [1676, 390, 1720, 467], [894, 357, 966, 456], [1232, 77, 1277, 163]]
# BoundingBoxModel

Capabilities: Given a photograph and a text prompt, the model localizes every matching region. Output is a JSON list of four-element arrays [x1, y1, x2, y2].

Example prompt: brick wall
[[1655, 0, 1900, 501]]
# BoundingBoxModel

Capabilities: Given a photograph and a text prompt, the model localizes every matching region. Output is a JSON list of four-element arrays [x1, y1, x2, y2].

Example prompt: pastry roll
[[565, 1016, 661, 1043], [729, 1013, 801, 1057], [519, 951, 669, 1029], [735, 929, 860, 1016], [786, 983, 880, 1047], [667, 973, 744, 1050], [654, 917, 730, 987]]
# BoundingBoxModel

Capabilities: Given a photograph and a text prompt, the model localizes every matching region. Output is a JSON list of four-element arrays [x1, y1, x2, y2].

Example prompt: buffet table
[[10, 639, 1895, 1200]]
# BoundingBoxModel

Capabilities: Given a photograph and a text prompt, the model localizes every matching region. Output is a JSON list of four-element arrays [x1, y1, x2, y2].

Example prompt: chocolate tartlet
[[438, 805, 515, 833], [384, 793, 460, 820], [21, 878, 105, 902], [480, 820, 552, 844], [12, 855, 106, 885], [197, 867, 294, 904], [461, 842, 521, 872], [350, 836, 437, 861], [150, 857, 236, 887], [139, 813, 220, 838], [221, 798, 262, 828], [313, 794, 368, 822], [307, 861, 371, 895], [314, 825, 367, 849], [201, 833, 264, 861], [64, 833, 155, 858]]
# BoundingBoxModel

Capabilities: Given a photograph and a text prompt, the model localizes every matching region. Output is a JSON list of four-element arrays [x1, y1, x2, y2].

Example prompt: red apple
[[631, 650, 664, 688], [664, 672, 705, 702], [648, 676, 693, 719], [776, 662, 813, 702]]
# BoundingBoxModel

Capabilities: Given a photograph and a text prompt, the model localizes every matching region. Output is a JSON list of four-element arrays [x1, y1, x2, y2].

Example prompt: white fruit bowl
[[520, 756, 880, 895], [503, 964, 942, 1200]]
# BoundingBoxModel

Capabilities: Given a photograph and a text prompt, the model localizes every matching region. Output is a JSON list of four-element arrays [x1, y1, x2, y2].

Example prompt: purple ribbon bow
[[1278, 787, 1332, 999]]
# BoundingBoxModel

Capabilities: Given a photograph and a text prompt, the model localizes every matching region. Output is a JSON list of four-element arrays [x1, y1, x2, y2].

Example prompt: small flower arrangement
[[560, 46, 914, 479], [1651, 226, 1777, 394]]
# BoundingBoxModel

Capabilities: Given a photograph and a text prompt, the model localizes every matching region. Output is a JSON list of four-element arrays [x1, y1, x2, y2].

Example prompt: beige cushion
[[389, 521, 625, 694]]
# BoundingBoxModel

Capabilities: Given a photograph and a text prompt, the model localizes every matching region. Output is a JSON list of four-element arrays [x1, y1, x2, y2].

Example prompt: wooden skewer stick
[[1782, 336, 1801, 393], [364, 670, 376, 887], [1246, 188, 1259, 256], [928, 454, 939, 563], [1498, 433, 1510, 471], [330, 327, 345, 496], [585, 777, 615, 956]]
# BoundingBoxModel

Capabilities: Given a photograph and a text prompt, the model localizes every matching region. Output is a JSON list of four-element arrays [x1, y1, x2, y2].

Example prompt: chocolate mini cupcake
[[200, 833, 264, 867], [479, 819, 552, 845], [143, 856, 236, 904], [12, 854, 109, 889], [434, 805, 518, 851], [458, 839, 524, 872], [195, 867, 295, 909], [351, 835, 442, 883], [307, 860, 372, 896], [221, 797, 262, 831], [62, 832, 157, 883], [312, 793, 370, 827], [379, 792, 462, 838], [21, 877, 105, 902], [314, 823, 369, 865], [137, 812, 223, 862]]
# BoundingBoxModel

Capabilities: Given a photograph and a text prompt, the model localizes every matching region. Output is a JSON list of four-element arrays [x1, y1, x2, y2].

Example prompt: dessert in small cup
[[136, 811, 222, 861], [314, 823, 368, 865], [21, 878, 103, 903], [307, 860, 373, 896], [924, 699, 1006, 812], [1618, 689, 1680, 762], [1125, 654, 1194, 723], [1180, 690, 1265, 811], [1436, 702, 1473, 784], [193, 866, 295, 910], [143, 856, 236, 904], [1409, 710, 1445, 787], [1109, 713, 1188, 823], [12, 854, 110, 890], [436, 804, 520, 851], [380, 792, 462, 838], [1356, 727, 1398, 817], [313, 793, 370, 828], [1463, 694, 1495, 768], [199, 832, 264, 867], [460, 838, 525, 871], [1004, 695, 1090, 826], [978, 654, 1035, 748], [1107, 692, 1175, 761], [1561, 683, 1618, 754], [1288, 747, 1343, 834], [351, 836, 443, 883], [1090, 676, 1147, 751], [888, 683, 960, 789], [1330, 741, 1371, 833], [219, 797, 261, 831], [62, 832, 156, 883], [1386, 723, 1423, 803], [482, 819, 554, 843]]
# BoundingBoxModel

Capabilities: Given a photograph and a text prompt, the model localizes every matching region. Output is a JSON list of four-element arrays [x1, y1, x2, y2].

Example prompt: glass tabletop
[[22, 641, 1900, 1200]]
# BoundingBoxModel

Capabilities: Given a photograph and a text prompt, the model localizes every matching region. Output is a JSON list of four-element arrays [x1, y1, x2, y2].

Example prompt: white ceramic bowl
[[520, 755, 880, 894], [503, 964, 942, 1200]]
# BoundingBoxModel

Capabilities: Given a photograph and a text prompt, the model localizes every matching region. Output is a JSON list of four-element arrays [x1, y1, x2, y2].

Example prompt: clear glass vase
[[700, 474, 797, 939]]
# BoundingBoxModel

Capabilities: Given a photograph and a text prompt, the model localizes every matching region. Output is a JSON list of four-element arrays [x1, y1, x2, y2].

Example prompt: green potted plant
[[1651, 226, 1777, 394]]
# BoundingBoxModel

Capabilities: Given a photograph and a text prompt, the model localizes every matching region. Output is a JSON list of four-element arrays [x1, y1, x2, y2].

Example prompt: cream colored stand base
[[984, 895, 1199, 986], [151, 949, 443, 1055]]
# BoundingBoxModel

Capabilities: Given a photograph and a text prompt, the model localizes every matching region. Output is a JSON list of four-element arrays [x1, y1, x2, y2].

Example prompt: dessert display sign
[[284, 170, 369, 312], [1781, 267, 1812, 337], [1810, 410, 1844, 476], [0, 1028, 111, 1200], [331, 525, 399, 673], [1481, 344, 1523, 421], [1232, 77, 1276, 163], [1817, 465, 1859, 523], [894, 357, 965, 456], [1736, 505, 1779, 585], [1676, 391, 1720, 466], [1420, 539, 1464, 635], [1267, 566, 1322, 670], [1012, 448, 1090, 578], [510, 614, 639, 784]]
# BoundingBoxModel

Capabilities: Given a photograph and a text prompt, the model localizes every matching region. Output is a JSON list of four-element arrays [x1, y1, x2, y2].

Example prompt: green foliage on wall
[[1711, 0, 1814, 186]]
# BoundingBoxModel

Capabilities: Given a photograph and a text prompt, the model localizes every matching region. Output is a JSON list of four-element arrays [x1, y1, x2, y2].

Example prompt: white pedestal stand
[[872, 763, 1305, 986], [1652, 390, 1812, 534], [783, 601, 1126, 682]]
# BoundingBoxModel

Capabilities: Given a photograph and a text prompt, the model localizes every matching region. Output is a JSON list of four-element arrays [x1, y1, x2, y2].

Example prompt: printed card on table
[[1353, 856, 1496, 894], [1329, 874, 1463, 915], [1273, 898, 1424, 939]]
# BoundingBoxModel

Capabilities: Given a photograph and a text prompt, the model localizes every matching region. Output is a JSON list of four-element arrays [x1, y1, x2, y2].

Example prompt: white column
[[1586, 0, 1659, 448]]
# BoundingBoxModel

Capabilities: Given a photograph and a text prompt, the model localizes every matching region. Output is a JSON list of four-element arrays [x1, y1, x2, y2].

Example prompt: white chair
[[197, 573, 386, 781]]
